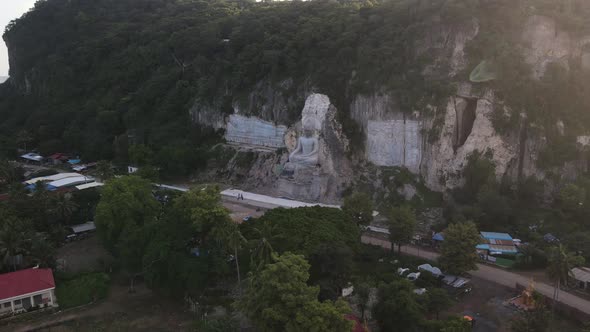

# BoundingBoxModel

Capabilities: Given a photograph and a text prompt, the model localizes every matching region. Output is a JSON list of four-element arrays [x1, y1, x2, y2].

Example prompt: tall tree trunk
[[551, 278, 560, 331], [398, 243, 402, 254], [129, 275, 136, 293], [235, 246, 242, 295]]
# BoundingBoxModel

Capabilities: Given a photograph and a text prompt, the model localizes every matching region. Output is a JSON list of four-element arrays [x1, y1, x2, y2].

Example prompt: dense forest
[[2, 0, 590, 174]]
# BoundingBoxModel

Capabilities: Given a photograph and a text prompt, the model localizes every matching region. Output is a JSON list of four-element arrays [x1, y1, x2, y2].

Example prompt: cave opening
[[453, 97, 477, 151]]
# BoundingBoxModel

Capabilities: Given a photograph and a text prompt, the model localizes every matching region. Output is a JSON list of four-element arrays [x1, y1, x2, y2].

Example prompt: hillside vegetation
[[1, 0, 590, 173]]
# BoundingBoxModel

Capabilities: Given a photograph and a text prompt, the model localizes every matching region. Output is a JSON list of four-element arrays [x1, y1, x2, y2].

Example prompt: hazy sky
[[1, 0, 37, 76]]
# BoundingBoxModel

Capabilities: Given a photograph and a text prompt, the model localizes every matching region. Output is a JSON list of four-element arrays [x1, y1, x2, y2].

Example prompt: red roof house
[[0, 268, 57, 315]]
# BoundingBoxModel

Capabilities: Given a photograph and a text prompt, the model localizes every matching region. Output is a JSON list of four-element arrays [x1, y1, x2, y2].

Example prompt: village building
[[0, 268, 57, 316], [571, 267, 590, 290], [476, 232, 518, 267]]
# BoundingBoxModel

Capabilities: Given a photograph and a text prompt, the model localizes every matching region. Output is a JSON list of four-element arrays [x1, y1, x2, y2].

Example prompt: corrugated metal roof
[[572, 267, 590, 283], [49, 176, 93, 188], [71, 222, 96, 234], [480, 232, 513, 241], [26, 172, 82, 184], [20, 153, 43, 162], [488, 239, 514, 245], [488, 244, 518, 254], [75, 182, 104, 190]]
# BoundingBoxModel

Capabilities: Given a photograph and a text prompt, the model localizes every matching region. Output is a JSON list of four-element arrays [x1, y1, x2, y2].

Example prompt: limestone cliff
[[192, 14, 590, 202]]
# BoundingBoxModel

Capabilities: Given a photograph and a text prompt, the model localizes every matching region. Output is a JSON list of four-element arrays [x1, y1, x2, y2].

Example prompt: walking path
[[361, 235, 590, 315]]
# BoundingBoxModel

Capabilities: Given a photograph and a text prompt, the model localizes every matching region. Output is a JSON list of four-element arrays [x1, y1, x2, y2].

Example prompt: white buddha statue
[[284, 121, 320, 174]]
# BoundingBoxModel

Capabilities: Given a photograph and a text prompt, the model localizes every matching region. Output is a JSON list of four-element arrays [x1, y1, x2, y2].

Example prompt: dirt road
[[361, 235, 590, 316]]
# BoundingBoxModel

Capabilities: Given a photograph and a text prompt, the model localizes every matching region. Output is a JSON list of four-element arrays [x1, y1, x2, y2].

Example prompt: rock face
[[366, 118, 422, 173], [192, 15, 590, 201], [521, 15, 587, 77], [423, 93, 518, 191], [225, 114, 287, 148]]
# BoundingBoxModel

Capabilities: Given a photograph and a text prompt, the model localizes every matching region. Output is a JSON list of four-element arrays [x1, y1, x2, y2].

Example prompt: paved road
[[362, 235, 590, 315]]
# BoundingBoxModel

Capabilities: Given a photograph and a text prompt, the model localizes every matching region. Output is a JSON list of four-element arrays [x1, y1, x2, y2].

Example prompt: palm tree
[[546, 244, 585, 323], [52, 193, 78, 224], [0, 218, 29, 271], [28, 234, 56, 268], [250, 220, 278, 270], [213, 220, 246, 295]]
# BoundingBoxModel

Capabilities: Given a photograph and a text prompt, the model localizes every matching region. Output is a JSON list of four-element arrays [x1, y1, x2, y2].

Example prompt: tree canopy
[[438, 221, 480, 275], [387, 205, 417, 253], [243, 206, 360, 256], [342, 192, 373, 226], [236, 252, 352, 332], [372, 279, 425, 332]]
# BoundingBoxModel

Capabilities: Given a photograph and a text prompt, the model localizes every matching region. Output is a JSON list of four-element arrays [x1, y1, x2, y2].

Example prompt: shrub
[[55, 272, 110, 309]]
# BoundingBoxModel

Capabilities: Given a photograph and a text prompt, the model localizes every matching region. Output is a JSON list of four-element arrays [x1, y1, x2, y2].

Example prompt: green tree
[[0, 159, 22, 187], [28, 234, 56, 268], [426, 288, 452, 319], [558, 183, 586, 213], [244, 206, 359, 256], [136, 165, 159, 182], [355, 282, 371, 321], [194, 316, 239, 332], [438, 221, 480, 275], [387, 205, 416, 254], [372, 279, 425, 332], [95, 176, 160, 251], [236, 252, 352, 332], [250, 219, 278, 271], [212, 219, 246, 295], [0, 217, 31, 271], [546, 244, 585, 317], [176, 186, 231, 242], [342, 192, 373, 226], [96, 160, 115, 181], [439, 317, 472, 332], [51, 193, 78, 224], [128, 144, 154, 166], [308, 243, 354, 300], [510, 305, 549, 332], [459, 150, 496, 204]]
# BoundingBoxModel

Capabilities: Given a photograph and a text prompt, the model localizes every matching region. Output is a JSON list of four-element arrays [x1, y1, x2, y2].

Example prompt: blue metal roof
[[25, 183, 57, 192], [494, 247, 518, 254], [432, 233, 444, 241], [476, 244, 490, 250], [480, 232, 513, 241]]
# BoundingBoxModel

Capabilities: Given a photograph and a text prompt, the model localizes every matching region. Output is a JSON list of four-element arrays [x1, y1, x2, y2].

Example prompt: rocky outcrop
[[189, 78, 309, 130], [522, 15, 590, 76], [423, 92, 518, 191], [225, 114, 287, 148]]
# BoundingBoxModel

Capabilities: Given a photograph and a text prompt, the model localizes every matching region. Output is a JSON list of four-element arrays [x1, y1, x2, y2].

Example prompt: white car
[[407, 272, 421, 281]]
